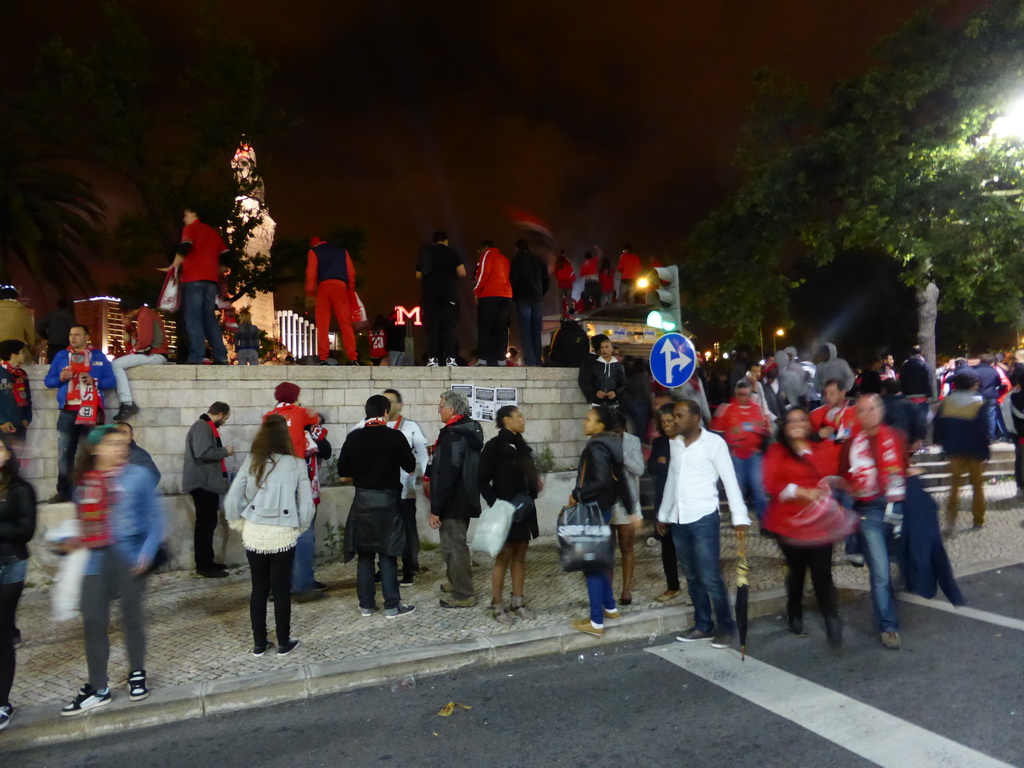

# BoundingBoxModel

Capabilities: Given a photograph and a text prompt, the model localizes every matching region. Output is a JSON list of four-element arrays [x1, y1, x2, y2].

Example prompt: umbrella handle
[[736, 528, 747, 558]]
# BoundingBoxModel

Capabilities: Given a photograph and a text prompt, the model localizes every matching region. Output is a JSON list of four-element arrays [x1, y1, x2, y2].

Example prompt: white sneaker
[[426, 358, 439, 367], [446, 357, 458, 367], [61, 685, 111, 716]]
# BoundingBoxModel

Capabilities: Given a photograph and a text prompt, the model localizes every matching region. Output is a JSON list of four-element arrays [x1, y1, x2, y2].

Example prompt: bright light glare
[[775, 328, 785, 337], [647, 310, 664, 329], [989, 96, 1024, 140], [661, 319, 676, 331], [636, 277, 650, 290]]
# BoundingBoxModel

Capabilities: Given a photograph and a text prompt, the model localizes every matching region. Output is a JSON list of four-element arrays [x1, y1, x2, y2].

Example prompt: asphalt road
[[11, 566, 1024, 768]]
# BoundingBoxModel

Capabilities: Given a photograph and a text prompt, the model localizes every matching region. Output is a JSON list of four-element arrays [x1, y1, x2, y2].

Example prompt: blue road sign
[[649, 333, 696, 389]]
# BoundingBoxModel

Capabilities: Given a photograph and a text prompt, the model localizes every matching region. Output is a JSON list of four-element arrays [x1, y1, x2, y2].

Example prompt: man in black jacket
[[509, 239, 550, 367], [425, 389, 484, 607], [338, 395, 416, 618], [973, 353, 1008, 441], [415, 231, 466, 367], [900, 346, 935, 442]]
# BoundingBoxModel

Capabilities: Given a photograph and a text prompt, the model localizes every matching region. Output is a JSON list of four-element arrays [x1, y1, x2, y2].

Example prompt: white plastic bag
[[52, 548, 89, 622], [157, 267, 181, 312], [471, 499, 515, 557]]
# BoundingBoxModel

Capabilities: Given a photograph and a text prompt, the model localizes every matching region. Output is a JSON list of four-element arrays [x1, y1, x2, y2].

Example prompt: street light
[[636, 276, 650, 291], [775, 328, 785, 337]]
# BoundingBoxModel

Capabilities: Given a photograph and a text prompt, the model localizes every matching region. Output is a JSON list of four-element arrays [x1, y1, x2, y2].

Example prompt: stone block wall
[[20, 363, 589, 496]]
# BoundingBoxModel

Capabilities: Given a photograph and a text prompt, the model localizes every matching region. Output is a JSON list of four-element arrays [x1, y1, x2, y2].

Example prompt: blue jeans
[[855, 500, 900, 632], [984, 399, 1004, 441], [671, 513, 734, 634], [0, 558, 27, 585], [183, 280, 228, 364], [516, 301, 544, 366], [357, 553, 400, 610], [56, 409, 91, 498], [291, 512, 317, 593], [731, 453, 767, 521], [583, 508, 616, 625]]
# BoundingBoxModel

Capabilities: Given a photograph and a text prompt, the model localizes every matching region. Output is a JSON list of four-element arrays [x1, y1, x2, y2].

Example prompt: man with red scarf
[[840, 394, 907, 651], [0, 339, 32, 444], [711, 380, 770, 522], [44, 324, 116, 503]]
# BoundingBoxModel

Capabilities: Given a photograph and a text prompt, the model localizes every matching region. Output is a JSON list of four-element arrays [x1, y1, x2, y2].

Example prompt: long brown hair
[[249, 414, 295, 485], [0, 437, 21, 494]]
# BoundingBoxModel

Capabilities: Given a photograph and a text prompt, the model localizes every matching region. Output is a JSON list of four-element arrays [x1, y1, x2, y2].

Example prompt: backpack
[[551, 320, 590, 367]]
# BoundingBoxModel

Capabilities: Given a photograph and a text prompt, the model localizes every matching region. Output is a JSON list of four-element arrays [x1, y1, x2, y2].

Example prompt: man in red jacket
[[473, 240, 513, 366], [171, 208, 231, 365], [711, 380, 770, 522], [616, 245, 642, 304], [809, 379, 857, 475], [306, 237, 360, 365], [112, 301, 169, 421]]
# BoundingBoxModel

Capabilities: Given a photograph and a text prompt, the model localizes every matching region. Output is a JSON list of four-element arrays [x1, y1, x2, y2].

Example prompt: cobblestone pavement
[[11, 481, 1024, 709]]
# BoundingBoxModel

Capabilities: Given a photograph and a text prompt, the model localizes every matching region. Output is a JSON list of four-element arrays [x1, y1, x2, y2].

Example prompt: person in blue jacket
[[44, 324, 116, 503], [60, 424, 164, 716]]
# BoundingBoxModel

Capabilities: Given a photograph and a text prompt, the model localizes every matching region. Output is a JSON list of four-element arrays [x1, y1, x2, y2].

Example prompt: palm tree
[[0, 129, 105, 295]]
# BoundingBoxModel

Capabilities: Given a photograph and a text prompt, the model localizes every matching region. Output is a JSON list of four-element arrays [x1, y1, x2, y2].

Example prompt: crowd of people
[[1, 232, 1022, 731]]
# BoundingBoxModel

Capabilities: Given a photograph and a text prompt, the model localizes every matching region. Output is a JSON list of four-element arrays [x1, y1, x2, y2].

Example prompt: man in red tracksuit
[[473, 240, 513, 366], [305, 237, 360, 365]]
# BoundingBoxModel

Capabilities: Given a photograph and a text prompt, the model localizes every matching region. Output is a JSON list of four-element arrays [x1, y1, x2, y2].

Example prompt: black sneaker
[[197, 567, 229, 579], [61, 684, 111, 716], [711, 633, 734, 649], [313, 580, 328, 592], [385, 604, 416, 619], [399, 575, 415, 587], [676, 627, 713, 643], [128, 669, 148, 702], [317, 359, 332, 366], [0, 704, 12, 731], [253, 641, 275, 657], [115, 402, 140, 421], [346, 360, 362, 366], [278, 638, 300, 656]]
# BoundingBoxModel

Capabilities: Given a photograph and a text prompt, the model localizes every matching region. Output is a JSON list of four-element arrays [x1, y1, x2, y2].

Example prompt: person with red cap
[[305, 237, 360, 365], [265, 382, 324, 600]]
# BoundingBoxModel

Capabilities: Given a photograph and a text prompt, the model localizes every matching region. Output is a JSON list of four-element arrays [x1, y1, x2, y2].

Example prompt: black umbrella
[[735, 533, 750, 660]]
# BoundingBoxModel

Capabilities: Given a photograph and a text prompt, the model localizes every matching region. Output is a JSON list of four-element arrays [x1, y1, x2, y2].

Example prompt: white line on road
[[646, 643, 1015, 768], [897, 592, 1024, 633]]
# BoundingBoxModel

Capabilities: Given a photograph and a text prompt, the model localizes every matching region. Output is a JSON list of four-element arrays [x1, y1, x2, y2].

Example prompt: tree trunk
[[917, 280, 939, 377]]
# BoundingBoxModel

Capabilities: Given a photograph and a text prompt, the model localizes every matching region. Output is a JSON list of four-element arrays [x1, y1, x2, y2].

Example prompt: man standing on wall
[[171, 208, 230, 365], [306, 237, 360, 366], [183, 401, 234, 578], [416, 231, 466, 367], [509, 238, 550, 367]]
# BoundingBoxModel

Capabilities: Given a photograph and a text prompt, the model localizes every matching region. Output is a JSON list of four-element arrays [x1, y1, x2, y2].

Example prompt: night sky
[[4, 0, 984, 324]]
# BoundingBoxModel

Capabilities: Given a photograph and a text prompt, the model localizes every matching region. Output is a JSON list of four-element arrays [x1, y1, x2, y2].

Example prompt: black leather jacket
[[427, 417, 485, 519], [572, 432, 632, 512], [0, 477, 37, 563]]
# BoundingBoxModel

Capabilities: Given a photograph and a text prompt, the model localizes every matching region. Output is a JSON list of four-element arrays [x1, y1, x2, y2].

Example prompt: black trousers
[[399, 498, 420, 577], [477, 296, 511, 366], [0, 580, 25, 706], [190, 489, 221, 570], [657, 526, 680, 592], [423, 297, 459, 362], [246, 548, 295, 646], [1015, 442, 1024, 492], [778, 541, 838, 621]]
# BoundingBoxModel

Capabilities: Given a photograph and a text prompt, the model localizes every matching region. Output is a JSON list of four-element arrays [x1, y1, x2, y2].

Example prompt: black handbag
[[509, 492, 536, 524], [557, 497, 614, 573]]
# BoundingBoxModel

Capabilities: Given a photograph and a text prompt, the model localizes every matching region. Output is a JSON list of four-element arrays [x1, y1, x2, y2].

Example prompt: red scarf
[[77, 469, 118, 548], [66, 345, 100, 426], [0, 360, 28, 407], [206, 416, 228, 478], [846, 426, 906, 502]]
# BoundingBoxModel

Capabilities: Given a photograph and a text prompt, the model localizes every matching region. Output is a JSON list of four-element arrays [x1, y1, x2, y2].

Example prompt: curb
[[4, 586, 817, 751]]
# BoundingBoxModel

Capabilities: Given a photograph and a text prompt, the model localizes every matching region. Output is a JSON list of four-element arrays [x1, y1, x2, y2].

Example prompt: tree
[[0, 127, 105, 295], [15, 0, 286, 292], [682, 0, 1024, 366]]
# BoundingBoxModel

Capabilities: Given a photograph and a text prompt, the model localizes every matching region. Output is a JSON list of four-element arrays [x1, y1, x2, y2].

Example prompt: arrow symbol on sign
[[661, 339, 692, 383]]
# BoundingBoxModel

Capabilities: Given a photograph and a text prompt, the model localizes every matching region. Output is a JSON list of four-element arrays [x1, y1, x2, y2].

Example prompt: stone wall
[[19, 364, 590, 571]]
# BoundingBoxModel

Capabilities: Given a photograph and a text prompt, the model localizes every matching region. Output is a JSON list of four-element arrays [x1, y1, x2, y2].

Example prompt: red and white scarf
[[77, 469, 119, 548], [0, 360, 28, 407], [66, 345, 100, 426], [846, 426, 905, 502]]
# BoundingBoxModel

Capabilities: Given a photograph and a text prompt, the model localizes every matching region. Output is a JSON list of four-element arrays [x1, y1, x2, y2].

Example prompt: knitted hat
[[274, 382, 301, 404], [86, 424, 121, 447]]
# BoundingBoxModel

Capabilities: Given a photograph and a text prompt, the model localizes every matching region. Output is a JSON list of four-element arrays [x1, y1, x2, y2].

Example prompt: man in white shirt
[[351, 388, 429, 585], [656, 399, 750, 649]]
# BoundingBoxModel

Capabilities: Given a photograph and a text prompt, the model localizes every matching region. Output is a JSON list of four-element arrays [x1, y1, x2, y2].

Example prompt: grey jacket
[[224, 454, 314, 530], [182, 415, 230, 494]]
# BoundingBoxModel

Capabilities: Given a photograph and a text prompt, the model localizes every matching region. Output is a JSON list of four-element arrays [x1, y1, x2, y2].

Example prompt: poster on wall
[[469, 385, 518, 423]]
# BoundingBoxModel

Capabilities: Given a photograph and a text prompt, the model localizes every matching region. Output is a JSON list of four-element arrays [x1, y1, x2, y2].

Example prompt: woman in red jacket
[[554, 250, 575, 313], [762, 408, 843, 647]]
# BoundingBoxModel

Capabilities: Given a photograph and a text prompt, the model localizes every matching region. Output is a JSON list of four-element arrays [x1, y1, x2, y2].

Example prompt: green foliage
[[0, 127, 105, 294], [15, 0, 288, 292], [535, 446, 556, 475], [319, 522, 345, 562], [684, 0, 1024, 350]]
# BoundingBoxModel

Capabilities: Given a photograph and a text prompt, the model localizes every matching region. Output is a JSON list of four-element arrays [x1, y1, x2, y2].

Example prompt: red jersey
[[264, 403, 319, 458], [617, 251, 641, 280], [473, 247, 513, 298], [809, 402, 857, 474], [580, 258, 598, 278], [762, 442, 830, 539], [710, 399, 770, 459], [369, 329, 387, 359], [180, 220, 227, 283]]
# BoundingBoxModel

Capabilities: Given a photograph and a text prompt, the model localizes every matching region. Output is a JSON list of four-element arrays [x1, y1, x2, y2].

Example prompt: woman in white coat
[[225, 415, 314, 657]]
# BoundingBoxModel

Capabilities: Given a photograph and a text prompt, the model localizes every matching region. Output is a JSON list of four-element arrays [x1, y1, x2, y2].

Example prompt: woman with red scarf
[[763, 408, 843, 647], [60, 425, 164, 716]]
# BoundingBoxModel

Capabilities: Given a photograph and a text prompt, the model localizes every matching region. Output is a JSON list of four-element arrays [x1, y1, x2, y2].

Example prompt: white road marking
[[897, 592, 1024, 633], [647, 643, 1015, 768]]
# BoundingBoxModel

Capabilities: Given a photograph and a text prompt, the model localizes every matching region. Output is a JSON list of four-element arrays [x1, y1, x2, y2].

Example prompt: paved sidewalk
[[6, 480, 1023, 746]]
